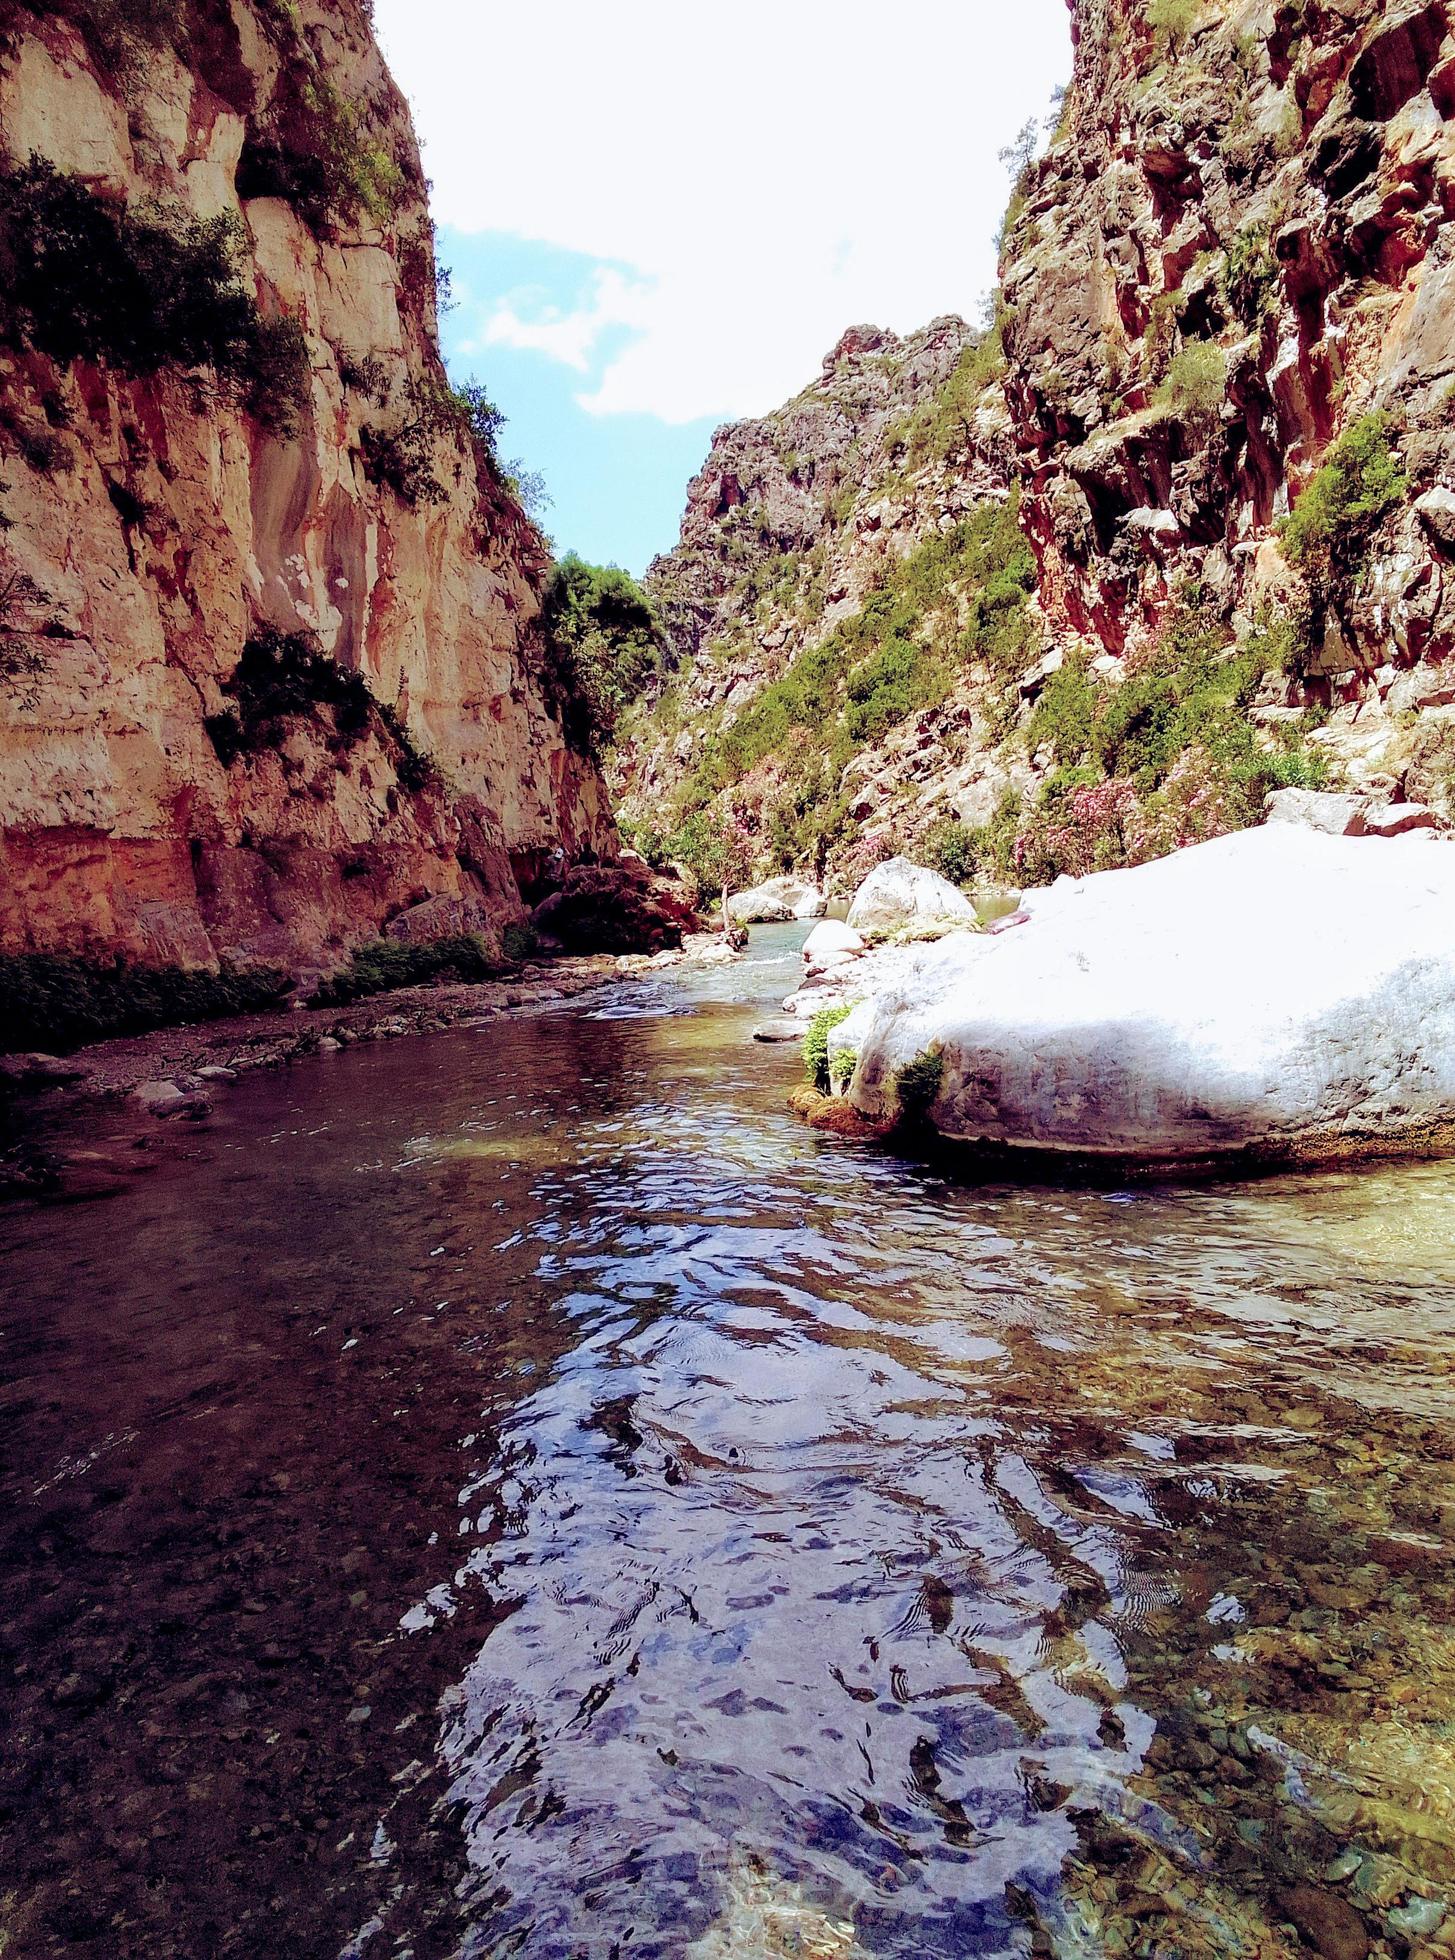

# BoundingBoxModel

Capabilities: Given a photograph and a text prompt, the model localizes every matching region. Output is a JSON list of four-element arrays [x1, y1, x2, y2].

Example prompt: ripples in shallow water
[[3, 929, 1455, 1957]]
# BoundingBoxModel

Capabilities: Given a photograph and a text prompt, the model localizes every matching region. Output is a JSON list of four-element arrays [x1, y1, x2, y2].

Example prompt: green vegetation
[[1155, 340, 1225, 421], [540, 555, 667, 743], [360, 374, 504, 507], [655, 498, 1036, 890], [501, 922, 541, 963], [308, 934, 498, 1007], [895, 1047, 944, 1124], [829, 1047, 858, 1091], [1279, 414, 1408, 593], [1012, 591, 1327, 881], [1147, 0, 1202, 49], [204, 625, 434, 787], [0, 952, 289, 1055], [803, 1002, 854, 1093], [886, 330, 1006, 470], [0, 159, 309, 433], [1222, 225, 1279, 329]]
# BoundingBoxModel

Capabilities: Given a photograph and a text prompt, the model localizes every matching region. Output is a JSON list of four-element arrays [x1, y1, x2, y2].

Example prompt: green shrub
[[1027, 651, 1098, 764], [359, 373, 509, 508], [1155, 340, 1225, 420], [803, 1002, 854, 1092], [895, 1047, 944, 1124], [1222, 225, 1279, 329], [540, 554, 666, 744], [238, 75, 409, 230], [1147, 0, 1201, 48], [205, 625, 437, 789], [501, 921, 540, 963], [0, 158, 308, 433], [308, 933, 498, 1007], [1279, 413, 1408, 592], [829, 1046, 858, 1091], [920, 816, 979, 886], [0, 952, 290, 1054]]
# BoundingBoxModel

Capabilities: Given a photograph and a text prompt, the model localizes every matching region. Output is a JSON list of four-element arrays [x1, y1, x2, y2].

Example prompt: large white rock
[[845, 857, 975, 935], [801, 919, 865, 974], [843, 827, 1455, 1164], [726, 876, 826, 924]]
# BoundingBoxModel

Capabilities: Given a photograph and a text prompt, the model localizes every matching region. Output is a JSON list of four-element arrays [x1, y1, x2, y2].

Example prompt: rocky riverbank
[[0, 935, 739, 1204]]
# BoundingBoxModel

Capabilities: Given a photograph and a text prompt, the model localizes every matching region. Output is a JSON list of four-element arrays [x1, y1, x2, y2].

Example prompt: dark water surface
[[5, 927, 1455, 1958]]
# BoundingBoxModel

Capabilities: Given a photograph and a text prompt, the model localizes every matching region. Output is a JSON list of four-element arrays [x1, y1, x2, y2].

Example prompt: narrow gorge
[[5, 2, 1455, 1958]]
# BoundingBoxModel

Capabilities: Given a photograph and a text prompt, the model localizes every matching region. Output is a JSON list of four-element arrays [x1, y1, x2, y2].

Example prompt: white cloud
[[373, 0, 1071, 424], [481, 267, 656, 374]]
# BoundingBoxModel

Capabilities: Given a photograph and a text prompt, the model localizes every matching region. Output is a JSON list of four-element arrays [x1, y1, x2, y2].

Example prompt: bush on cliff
[[1279, 414, 1408, 593], [540, 555, 667, 742], [0, 159, 309, 433], [0, 954, 290, 1055], [205, 625, 437, 787]]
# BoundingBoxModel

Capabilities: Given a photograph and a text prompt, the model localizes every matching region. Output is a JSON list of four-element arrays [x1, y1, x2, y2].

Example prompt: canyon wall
[[1003, 0, 1455, 783], [0, 0, 615, 979], [624, 0, 1455, 893]]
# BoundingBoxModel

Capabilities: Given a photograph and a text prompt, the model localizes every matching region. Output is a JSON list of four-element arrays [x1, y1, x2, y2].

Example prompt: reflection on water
[[3, 925, 1455, 1957]]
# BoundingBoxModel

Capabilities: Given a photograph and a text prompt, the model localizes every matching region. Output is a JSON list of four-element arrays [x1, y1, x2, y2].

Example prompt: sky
[[372, 0, 1072, 575]]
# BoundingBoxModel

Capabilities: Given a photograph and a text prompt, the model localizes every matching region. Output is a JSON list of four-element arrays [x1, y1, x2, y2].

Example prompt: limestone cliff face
[[0, 0, 614, 975], [1002, 0, 1455, 794]]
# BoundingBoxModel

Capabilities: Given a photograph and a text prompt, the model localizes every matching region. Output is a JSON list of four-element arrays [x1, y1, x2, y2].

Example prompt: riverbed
[[4, 924, 1455, 1958]]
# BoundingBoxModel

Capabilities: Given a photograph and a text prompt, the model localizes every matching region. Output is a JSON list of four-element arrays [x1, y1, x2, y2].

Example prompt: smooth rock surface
[[1264, 789, 1371, 835], [802, 920, 866, 974], [725, 878, 826, 924], [845, 858, 975, 935], [842, 827, 1455, 1163]]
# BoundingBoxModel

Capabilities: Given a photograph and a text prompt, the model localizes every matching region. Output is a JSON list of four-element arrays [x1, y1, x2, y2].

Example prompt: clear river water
[[4, 924, 1455, 1959]]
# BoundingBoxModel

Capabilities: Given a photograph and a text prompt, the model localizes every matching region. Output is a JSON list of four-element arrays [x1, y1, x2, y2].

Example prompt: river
[[3, 924, 1455, 1958]]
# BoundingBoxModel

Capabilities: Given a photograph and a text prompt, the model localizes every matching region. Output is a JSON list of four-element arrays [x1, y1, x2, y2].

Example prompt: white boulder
[[801, 919, 865, 974], [726, 877, 826, 924], [845, 857, 975, 935], [844, 826, 1455, 1164]]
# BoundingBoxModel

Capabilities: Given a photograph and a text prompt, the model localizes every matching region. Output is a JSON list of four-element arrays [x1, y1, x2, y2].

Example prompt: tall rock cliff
[[1002, 0, 1455, 798], [624, 0, 1455, 895], [0, 0, 615, 978]]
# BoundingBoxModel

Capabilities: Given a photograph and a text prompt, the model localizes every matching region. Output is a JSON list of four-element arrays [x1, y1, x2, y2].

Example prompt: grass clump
[[1279, 413, 1408, 593], [0, 953, 290, 1055], [895, 1047, 944, 1125], [1222, 225, 1279, 329], [0, 158, 309, 433], [803, 1003, 854, 1093], [308, 934, 498, 1007]]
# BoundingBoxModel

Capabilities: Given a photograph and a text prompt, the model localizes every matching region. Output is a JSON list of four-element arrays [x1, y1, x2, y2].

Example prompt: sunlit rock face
[[1002, 0, 1455, 690], [0, 0, 615, 974]]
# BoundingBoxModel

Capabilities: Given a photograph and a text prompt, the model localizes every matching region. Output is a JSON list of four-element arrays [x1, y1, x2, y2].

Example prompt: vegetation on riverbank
[[0, 952, 291, 1054]]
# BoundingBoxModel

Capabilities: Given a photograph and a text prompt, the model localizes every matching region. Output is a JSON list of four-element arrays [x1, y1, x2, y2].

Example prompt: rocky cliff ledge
[[0, 0, 615, 979]]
